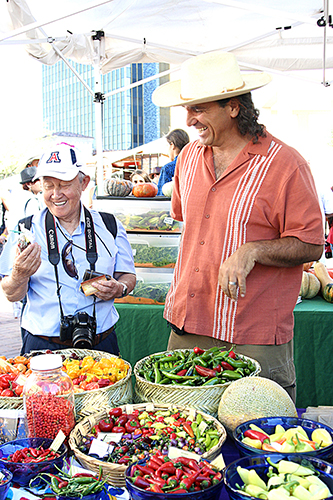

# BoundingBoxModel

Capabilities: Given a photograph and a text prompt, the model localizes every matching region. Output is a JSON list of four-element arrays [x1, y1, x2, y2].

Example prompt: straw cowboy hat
[[152, 51, 272, 108]]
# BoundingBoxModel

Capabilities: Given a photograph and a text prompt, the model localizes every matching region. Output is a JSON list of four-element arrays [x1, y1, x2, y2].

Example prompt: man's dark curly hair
[[217, 92, 266, 144]]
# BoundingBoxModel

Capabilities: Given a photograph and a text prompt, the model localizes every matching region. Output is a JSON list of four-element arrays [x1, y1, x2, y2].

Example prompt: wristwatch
[[120, 282, 128, 297]]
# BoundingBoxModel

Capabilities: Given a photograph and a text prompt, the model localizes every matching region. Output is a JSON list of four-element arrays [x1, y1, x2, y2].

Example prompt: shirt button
[[211, 187, 216, 192], [205, 214, 210, 218], [190, 293, 195, 297], [195, 267, 199, 272], [200, 241, 205, 245]]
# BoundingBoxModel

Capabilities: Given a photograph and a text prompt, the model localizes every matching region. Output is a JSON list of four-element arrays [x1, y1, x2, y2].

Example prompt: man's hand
[[218, 237, 323, 301], [219, 243, 257, 300], [12, 242, 42, 280], [2, 242, 42, 302], [91, 272, 136, 302]]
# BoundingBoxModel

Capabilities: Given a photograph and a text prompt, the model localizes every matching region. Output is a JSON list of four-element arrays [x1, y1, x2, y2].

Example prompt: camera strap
[[45, 207, 98, 320]]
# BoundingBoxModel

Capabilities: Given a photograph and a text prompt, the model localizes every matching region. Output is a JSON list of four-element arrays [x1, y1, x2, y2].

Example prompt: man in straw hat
[[152, 51, 324, 401]]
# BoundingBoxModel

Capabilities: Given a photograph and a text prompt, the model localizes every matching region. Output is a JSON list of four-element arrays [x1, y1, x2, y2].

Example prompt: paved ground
[[0, 286, 22, 358]]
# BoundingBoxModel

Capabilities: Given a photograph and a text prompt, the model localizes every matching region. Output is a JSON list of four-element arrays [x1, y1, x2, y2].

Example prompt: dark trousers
[[21, 328, 120, 356]]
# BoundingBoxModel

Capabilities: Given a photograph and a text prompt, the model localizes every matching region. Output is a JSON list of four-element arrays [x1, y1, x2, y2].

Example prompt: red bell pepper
[[98, 419, 114, 432]]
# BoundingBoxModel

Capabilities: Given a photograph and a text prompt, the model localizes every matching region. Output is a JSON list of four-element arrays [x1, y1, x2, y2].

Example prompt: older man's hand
[[218, 242, 257, 300], [12, 242, 42, 280]]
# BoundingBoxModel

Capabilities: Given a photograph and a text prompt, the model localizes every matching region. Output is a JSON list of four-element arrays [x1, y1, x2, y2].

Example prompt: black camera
[[60, 312, 97, 349]]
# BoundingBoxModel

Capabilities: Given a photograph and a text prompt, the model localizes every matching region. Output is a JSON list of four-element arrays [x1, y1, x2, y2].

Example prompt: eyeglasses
[[62, 241, 79, 279]]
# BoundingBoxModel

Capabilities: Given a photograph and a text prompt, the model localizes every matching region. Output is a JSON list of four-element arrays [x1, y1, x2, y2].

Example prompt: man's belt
[[169, 323, 186, 336], [36, 325, 115, 347]]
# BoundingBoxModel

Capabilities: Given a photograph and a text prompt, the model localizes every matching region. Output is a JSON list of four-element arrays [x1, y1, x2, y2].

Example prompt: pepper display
[[31, 464, 107, 498], [138, 347, 257, 386], [126, 452, 223, 494], [80, 407, 222, 465], [3, 446, 60, 463]]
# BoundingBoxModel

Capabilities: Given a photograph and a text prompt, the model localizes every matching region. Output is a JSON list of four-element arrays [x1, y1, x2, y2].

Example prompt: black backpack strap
[[99, 211, 117, 239], [18, 212, 117, 238], [18, 215, 33, 231]]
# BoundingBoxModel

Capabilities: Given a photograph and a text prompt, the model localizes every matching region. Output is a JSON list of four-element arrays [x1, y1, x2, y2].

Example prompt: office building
[[42, 60, 170, 151]]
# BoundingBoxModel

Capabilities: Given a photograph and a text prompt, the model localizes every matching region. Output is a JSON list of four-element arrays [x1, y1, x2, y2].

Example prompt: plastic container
[[93, 197, 183, 233], [23, 354, 75, 439], [115, 268, 173, 304], [128, 233, 180, 267]]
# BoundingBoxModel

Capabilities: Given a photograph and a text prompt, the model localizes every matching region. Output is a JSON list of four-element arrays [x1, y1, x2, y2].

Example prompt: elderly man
[[0, 143, 136, 355], [152, 51, 324, 401]]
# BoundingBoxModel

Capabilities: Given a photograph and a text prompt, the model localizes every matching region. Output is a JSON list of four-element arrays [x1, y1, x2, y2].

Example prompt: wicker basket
[[0, 349, 133, 419], [133, 350, 261, 417], [69, 402, 226, 487]]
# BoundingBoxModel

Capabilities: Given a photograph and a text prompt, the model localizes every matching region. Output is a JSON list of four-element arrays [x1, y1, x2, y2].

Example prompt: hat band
[[180, 81, 246, 102]]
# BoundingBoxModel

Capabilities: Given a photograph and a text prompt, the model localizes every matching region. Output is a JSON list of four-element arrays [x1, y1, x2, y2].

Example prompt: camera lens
[[72, 327, 94, 349]]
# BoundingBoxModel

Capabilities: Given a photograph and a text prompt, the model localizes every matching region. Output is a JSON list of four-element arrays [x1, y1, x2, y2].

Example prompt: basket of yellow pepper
[[56, 349, 133, 421]]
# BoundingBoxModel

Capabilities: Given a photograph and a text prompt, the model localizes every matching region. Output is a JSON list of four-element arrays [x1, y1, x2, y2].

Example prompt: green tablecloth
[[115, 296, 333, 408], [293, 295, 333, 408]]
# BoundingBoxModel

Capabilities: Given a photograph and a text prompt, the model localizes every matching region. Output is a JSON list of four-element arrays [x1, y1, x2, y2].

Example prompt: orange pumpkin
[[132, 182, 158, 198]]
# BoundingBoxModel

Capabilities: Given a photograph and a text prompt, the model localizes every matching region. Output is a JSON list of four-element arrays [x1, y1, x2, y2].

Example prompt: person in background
[[0, 143, 136, 355], [0, 190, 9, 255], [152, 50, 324, 402], [149, 167, 161, 186], [130, 169, 151, 184], [157, 129, 190, 196]]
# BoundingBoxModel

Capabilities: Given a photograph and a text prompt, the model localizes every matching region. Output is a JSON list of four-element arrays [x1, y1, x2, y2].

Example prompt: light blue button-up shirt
[[0, 205, 135, 337]]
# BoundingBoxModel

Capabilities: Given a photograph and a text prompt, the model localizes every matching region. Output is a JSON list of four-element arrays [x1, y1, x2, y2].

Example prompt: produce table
[[116, 297, 333, 409]]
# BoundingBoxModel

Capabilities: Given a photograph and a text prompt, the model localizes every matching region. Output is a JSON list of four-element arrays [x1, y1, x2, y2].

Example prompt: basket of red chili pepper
[[125, 454, 224, 499], [68, 402, 226, 488], [0, 437, 67, 486], [133, 347, 261, 417]]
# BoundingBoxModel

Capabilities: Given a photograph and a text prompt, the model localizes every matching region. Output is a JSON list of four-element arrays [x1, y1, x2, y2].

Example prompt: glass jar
[[23, 354, 75, 439]]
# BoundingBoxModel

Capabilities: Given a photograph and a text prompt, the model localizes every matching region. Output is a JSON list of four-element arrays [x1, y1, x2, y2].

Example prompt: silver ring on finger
[[228, 281, 237, 286]]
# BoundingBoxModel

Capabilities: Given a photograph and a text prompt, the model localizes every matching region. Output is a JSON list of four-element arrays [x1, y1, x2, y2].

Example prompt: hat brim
[[152, 72, 272, 107], [33, 168, 82, 182]]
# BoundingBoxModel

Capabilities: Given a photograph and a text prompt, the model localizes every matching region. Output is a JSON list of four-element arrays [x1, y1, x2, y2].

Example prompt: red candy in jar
[[23, 354, 75, 439]]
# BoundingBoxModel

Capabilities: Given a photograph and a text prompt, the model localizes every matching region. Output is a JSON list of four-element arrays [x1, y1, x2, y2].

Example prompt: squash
[[218, 376, 297, 434], [162, 180, 174, 197], [313, 261, 333, 303], [303, 261, 314, 272], [299, 271, 320, 299], [104, 178, 133, 197], [132, 182, 158, 198]]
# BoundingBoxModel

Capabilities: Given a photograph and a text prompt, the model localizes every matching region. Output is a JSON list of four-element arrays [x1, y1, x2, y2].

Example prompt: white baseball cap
[[35, 143, 86, 181]]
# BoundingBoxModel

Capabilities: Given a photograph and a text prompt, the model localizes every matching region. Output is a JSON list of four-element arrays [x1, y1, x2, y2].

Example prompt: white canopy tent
[[0, 0, 332, 189]]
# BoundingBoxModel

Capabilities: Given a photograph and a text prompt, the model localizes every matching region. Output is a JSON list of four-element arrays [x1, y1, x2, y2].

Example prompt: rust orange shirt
[[164, 132, 324, 345]]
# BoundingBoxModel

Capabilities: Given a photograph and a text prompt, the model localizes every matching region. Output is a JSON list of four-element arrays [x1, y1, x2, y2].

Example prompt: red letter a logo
[[46, 151, 61, 163]]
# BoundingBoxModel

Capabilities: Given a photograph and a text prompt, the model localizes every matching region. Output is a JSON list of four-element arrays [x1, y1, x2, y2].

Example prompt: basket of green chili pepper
[[133, 347, 261, 417], [30, 463, 108, 500]]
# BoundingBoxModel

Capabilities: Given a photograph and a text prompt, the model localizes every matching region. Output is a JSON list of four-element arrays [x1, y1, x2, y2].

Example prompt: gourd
[[314, 261, 333, 303], [132, 182, 158, 198], [303, 261, 314, 272], [299, 271, 320, 299], [218, 376, 297, 434], [162, 180, 174, 197], [104, 178, 133, 197]]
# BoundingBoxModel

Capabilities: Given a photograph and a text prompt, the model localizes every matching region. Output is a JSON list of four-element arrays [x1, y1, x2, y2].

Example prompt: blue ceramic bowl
[[233, 416, 333, 461], [224, 454, 333, 500], [0, 437, 67, 487], [125, 459, 224, 500], [0, 468, 13, 500]]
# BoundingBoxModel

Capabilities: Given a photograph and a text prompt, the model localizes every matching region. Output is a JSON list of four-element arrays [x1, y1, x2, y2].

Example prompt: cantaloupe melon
[[217, 376, 297, 434]]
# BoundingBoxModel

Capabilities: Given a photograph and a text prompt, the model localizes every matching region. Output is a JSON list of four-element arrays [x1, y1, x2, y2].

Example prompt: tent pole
[[92, 32, 105, 195]]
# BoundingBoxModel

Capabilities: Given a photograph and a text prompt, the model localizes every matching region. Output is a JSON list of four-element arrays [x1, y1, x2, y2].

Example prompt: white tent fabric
[[1, 0, 333, 82]]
